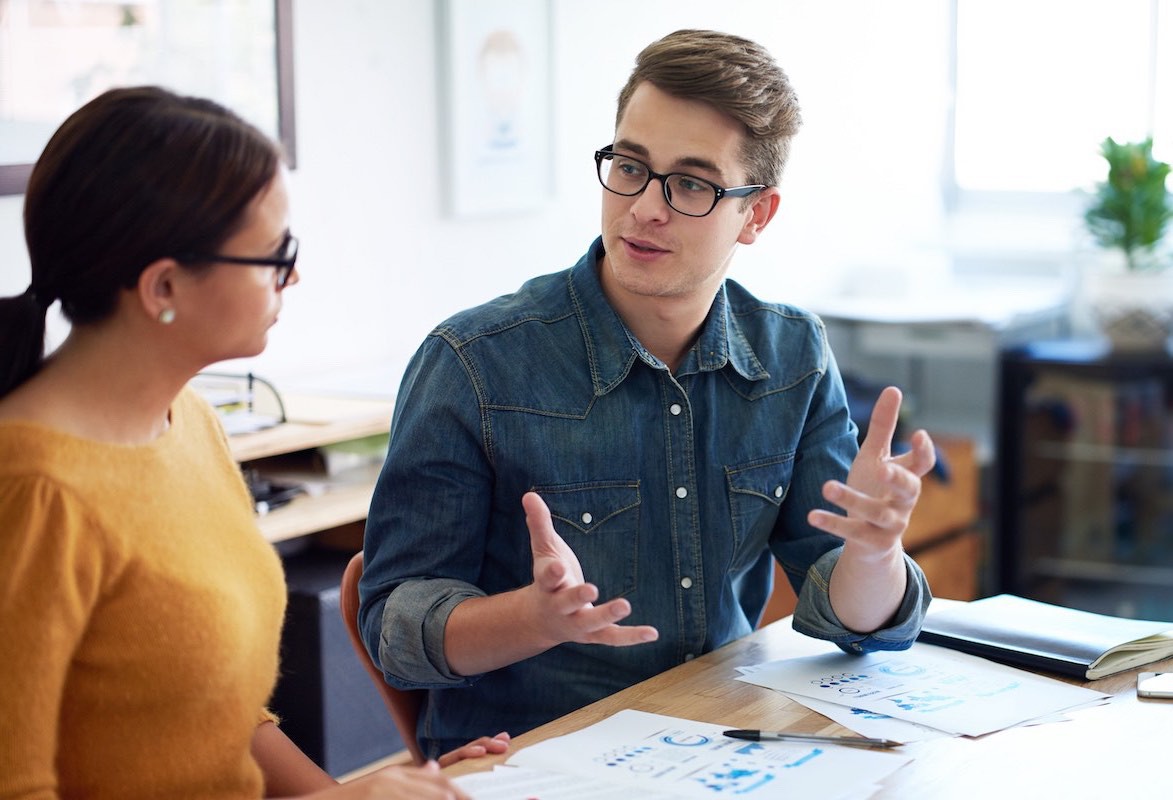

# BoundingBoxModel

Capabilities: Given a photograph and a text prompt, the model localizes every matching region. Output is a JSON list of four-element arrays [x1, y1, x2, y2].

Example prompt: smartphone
[[1137, 672, 1173, 699]]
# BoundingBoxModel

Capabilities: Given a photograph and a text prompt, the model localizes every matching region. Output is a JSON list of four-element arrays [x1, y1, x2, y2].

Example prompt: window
[[952, 0, 1171, 196]]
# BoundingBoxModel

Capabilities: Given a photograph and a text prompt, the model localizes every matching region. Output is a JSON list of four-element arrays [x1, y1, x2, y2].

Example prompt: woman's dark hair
[[0, 85, 283, 397]]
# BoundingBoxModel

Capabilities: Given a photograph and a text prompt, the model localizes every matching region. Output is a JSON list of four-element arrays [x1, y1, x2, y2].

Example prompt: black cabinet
[[996, 340, 1173, 619], [270, 548, 406, 778]]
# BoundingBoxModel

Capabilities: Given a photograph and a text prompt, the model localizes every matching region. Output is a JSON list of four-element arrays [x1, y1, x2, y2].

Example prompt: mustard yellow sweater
[[0, 388, 287, 799]]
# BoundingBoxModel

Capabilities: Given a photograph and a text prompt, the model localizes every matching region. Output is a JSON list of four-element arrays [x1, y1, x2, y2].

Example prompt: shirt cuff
[[378, 578, 487, 688], [791, 547, 931, 653]]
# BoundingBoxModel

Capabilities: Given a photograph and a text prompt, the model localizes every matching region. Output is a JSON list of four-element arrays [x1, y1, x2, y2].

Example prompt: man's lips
[[623, 237, 669, 254]]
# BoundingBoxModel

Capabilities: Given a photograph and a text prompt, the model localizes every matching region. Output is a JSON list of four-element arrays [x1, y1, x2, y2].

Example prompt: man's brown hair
[[615, 29, 802, 188]]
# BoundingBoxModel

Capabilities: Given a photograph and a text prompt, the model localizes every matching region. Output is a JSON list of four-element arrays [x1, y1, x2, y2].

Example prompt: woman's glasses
[[178, 233, 299, 288]]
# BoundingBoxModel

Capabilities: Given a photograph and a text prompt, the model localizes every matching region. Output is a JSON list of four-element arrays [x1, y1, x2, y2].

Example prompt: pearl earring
[[158, 308, 176, 325]]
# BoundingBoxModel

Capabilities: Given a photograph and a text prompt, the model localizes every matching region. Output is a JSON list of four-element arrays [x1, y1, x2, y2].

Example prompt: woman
[[0, 87, 505, 799]]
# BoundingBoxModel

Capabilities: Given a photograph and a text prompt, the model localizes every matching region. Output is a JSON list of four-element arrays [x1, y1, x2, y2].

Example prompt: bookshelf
[[224, 393, 393, 544], [996, 340, 1173, 620]]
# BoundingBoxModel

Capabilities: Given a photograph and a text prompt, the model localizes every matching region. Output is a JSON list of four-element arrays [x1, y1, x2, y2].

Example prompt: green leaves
[[1084, 137, 1172, 271]]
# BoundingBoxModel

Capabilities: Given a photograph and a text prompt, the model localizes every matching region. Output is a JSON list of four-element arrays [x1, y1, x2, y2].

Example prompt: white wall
[[0, 0, 954, 395]]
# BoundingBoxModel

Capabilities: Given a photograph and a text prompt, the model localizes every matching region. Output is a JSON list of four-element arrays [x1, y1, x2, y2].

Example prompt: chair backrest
[[339, 551, 426, 765]]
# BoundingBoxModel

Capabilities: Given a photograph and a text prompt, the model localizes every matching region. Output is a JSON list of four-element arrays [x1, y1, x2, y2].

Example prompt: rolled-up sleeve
[[378, 578, 487, 688], [359, 334, 497, 689], [791, 547, 931, 653]]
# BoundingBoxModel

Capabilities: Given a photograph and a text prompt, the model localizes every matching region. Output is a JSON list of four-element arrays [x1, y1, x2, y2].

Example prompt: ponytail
[[6, 85, 282, 400], [0, 287, 49, 397]]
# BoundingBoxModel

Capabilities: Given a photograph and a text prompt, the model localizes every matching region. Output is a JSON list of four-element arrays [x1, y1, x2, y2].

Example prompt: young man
[[359, 29, 936, 758]]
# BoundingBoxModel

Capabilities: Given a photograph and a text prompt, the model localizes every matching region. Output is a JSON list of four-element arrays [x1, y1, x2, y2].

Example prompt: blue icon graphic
[[694, 764, 777, 794], [661, 732, 711, 747]]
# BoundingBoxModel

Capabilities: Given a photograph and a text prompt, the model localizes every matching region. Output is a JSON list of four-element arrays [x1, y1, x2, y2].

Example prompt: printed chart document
[[455, 709, 911, 800], [918, 593, 1173, 680], [736, 644, 1109, 737], [736, 664, 953, 744]]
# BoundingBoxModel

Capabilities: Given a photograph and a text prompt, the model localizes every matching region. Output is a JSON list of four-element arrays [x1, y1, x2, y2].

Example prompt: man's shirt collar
[[568, 237, 769, 395]]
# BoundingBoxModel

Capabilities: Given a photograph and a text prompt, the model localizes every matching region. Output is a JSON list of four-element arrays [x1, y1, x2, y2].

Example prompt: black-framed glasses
[[594, 145, 766, 218], [178, 233, 299, 288]]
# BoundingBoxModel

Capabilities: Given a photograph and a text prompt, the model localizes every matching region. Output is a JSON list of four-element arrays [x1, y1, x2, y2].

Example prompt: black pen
[[723, 729, 902, 749]]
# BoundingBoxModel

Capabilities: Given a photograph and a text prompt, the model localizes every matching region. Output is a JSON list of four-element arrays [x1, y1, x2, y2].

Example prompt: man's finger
[[533, 556, 569, 593], [523, 491, 559, 555], [890, 429, 937, 478], [586, 622, 660, 647], [859, 386, 903, 458]]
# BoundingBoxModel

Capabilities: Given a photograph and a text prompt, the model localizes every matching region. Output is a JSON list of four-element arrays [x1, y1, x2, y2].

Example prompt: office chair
[[339, 552, 426, 765]]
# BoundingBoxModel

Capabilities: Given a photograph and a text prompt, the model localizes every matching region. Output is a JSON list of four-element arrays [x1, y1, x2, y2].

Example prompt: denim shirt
[[360, 237, 929, 756]]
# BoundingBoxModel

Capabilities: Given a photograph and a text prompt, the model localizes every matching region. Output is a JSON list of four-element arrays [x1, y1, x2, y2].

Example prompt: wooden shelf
[[254, 471, 380, 543], [219, 393, 394, 543], [227, 394, 393, 462]]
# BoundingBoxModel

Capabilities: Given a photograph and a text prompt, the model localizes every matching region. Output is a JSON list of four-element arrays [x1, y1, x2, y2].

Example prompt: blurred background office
[[0, 0, 1169, 439], [4, 4, 1171, 754]]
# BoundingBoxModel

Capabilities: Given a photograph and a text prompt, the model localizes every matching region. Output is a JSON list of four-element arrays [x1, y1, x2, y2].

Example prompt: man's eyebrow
[[612, 138, 723, 177]]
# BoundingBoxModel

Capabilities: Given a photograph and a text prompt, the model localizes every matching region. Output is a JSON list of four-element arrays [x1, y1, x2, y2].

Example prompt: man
[[359, 29, 936, 758]]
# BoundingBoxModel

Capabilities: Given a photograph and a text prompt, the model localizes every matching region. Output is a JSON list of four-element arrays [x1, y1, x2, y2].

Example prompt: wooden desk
[[446, 613, 1172, 797]]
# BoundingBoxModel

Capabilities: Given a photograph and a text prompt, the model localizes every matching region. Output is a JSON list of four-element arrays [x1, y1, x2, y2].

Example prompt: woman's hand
[[303, 761, 468, 800], [437, 731, 511, 767]]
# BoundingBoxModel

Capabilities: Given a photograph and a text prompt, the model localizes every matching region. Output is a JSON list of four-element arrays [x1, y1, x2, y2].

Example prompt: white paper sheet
[[736, 643, 1110, 737], [738, 663, 954, 743], [496, 709, 911, 800], [454, 765, 681, 799]]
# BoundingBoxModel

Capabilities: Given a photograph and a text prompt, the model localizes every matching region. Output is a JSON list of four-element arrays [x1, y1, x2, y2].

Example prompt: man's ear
[[738, 187, 781, 245], [135, 257, 183, 322]]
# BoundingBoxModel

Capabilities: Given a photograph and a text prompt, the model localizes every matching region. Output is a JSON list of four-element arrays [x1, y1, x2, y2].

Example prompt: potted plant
[[1081, 137, 1173, 351], [1085, 137, 1171, 271]]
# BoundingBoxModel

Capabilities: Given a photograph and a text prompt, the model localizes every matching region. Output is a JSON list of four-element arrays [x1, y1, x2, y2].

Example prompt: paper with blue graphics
[[736, 644, 1109, 737], [505, 708, 910, 799], [737, 663, 952, 743]]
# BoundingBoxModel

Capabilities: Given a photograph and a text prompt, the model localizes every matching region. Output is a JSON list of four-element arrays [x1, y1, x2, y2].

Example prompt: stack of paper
[[734, 642, 1110, 739]]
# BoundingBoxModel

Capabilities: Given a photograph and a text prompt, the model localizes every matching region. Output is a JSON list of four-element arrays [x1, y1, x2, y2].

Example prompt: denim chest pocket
[[725, 455, 796, 573], [535, 481, 641, 601]]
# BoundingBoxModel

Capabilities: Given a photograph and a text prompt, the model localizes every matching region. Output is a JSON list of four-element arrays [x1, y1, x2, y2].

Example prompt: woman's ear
[[738, 187, 781, 246], [136, 257, 182, 324]]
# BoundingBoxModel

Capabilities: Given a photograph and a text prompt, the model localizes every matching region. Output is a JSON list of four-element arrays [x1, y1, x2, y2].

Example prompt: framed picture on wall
[[0, 0, 295, 196], [438, 0, 552, 218]]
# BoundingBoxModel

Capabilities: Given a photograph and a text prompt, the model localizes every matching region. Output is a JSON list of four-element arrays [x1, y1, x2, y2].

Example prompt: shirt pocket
[[725, 454, 797, 573], [535, 481, 641, 601]]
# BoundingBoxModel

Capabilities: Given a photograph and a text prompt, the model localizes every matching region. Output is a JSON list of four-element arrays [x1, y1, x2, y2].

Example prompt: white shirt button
[[669, 403, 682, 416], [675, 486, 688, 499], [581, 512, 593, 525], [774, 485, 784, 498], [680, 576, 693, 589]]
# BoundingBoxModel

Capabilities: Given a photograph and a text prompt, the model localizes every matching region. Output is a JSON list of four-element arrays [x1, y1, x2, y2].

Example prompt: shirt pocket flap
[[539, 482, 641, 535], [726, 455, 796, 506]]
